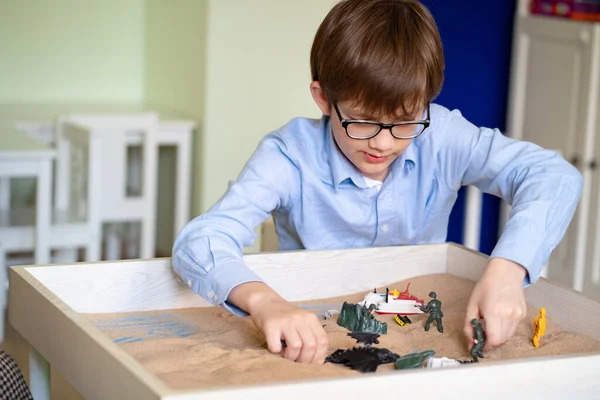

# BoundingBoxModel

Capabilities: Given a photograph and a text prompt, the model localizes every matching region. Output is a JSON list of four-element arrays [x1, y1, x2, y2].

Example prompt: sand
[[84, 273, 600, 390]]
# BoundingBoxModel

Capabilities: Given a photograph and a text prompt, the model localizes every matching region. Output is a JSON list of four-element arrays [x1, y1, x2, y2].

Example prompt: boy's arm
[[172, 134, 299, 316], [440, 110, 583, 285]]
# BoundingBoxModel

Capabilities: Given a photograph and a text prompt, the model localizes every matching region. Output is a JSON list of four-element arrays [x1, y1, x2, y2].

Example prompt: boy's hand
[[250, 296, 329, 364], [229, 282, 329, 364], [464, 258, 528, 350]]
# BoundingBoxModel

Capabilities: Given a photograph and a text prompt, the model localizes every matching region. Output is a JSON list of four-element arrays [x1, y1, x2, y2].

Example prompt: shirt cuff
[[176, 259, 265, 316], [489, 215, 549, 287]]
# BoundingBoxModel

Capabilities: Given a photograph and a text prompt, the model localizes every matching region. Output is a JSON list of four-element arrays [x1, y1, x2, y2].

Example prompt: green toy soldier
[[419, 291, 443, 333], [470, 319, 486, 362]]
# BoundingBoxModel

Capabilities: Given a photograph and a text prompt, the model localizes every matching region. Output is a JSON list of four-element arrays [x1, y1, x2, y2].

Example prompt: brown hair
[[310, 0, 444, 120]]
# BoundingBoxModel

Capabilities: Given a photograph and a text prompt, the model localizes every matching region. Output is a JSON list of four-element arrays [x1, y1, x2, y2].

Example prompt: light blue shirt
[[172, 104, 583, 316]]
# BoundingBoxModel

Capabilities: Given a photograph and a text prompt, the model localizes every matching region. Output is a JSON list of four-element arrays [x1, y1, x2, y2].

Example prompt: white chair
[[52, 121, 105, 262], [0, 149, 54, 341], [0, 125, 110, 341], [0, 126, 104, 264], [14, 111, 195, 257], [0, 150, 54, 262], [156, 120, 194, 240], [56, 113, 160, 259]]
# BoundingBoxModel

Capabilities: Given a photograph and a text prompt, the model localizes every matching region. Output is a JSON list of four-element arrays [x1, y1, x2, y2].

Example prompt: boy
[[172, 0, 582, 365]]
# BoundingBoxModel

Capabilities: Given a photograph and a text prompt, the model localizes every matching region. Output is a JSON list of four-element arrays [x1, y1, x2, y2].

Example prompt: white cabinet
[[506, 0, 600, 299]]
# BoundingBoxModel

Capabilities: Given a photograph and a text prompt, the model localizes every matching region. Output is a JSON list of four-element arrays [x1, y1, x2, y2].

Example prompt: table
[[5, 243, 600, 399]]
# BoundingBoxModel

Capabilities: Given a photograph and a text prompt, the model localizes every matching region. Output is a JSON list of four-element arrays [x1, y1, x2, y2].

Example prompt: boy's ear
[[310, 81, 331, 116]]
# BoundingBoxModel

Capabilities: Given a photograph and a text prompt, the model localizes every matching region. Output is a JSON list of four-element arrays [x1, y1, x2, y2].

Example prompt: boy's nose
[[368, 128, 395, 152]]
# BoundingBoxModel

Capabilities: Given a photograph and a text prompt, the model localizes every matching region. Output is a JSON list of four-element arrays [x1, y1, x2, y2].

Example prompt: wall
[[0, 0, 145, 104], [198, 0, 338, 252], [0, 0, 146, 230], [420, 0, 517, 254], [1, 0, 337, 255], [144, 0, 208, 256], [200, 0, 337, 212], [145, 0, 337, 217]]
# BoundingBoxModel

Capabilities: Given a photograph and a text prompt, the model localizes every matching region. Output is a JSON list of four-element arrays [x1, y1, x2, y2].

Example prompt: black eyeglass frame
[[333, 102, 431, 140]]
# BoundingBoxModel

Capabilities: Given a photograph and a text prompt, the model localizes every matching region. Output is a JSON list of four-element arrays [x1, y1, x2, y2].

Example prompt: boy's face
[[330, 101, 416, 182], [310, 81, 418, 182]]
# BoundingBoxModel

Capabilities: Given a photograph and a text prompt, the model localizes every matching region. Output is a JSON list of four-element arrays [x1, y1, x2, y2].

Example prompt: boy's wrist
[[485, 257, 527, 283], [229, 281, 284, 315], [246, 289, 282, 315]]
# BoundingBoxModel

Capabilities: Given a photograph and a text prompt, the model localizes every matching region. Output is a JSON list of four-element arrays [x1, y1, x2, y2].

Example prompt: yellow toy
[[394, 314, 412, 326], [394, 315, 406, 326], [532, 307, 547, 348]]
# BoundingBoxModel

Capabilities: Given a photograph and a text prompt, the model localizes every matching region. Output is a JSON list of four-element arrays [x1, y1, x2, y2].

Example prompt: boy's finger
[[264, 328, 283, 354], [295, 324, 317, 364], [310, 322, 329, 364], [500, 318, 513, 345], [506, 318, 519, 342], [281, 328, 302, 361], [483, 316, 503, 349]]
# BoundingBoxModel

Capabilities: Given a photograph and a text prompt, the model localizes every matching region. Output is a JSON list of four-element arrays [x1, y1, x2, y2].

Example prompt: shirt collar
[[393, 139, 417, 174]]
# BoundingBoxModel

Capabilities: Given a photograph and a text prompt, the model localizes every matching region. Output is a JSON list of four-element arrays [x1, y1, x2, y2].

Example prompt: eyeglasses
[[333, 102, 430, 140]]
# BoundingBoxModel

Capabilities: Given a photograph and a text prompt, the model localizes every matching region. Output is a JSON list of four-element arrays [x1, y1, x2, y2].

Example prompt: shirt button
[[207, 290, 215, 299], [381, 224, 389, 232], [186, 279, 192, 288]]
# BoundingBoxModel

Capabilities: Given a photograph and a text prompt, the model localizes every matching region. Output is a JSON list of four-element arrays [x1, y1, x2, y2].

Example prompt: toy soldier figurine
[[532, 307, 547, 348], [470, 319, 486, 362], [419, 291, 443, 333]]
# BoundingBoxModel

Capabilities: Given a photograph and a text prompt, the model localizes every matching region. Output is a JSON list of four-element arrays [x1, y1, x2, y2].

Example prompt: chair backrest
[[61, 113, 158, 218], [55, 113, 159, 258], [57, 122, 103, 235]]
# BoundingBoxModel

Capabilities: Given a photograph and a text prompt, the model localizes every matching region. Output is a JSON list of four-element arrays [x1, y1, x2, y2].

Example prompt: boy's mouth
[[363, 151, 388, 164]]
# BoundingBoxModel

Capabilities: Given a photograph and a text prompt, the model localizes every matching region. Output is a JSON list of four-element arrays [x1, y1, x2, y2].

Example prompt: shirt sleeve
[[439, 110, 583, 285], [172, 133, 299, 316]]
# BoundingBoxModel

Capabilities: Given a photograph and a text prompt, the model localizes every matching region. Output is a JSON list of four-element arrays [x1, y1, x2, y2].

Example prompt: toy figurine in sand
[[337, 301, 388, 334], [427, 357, 476, 367], [348, 332, 380, 347], [359, 283, 425, 315], [394, 349, 436, 370], [426, 356, 461, 368], [326, 344, 435, 373], [418, 292, 443, 333], [326, 346, 400, 373], [532, 307, 547, 348], [470, 319, 486, 362], [394, 314, 412, 326], [327, 331, 395, 373]]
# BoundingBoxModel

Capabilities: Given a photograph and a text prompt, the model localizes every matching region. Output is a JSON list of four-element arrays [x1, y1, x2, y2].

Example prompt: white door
[[505, 15, 595, 288]]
